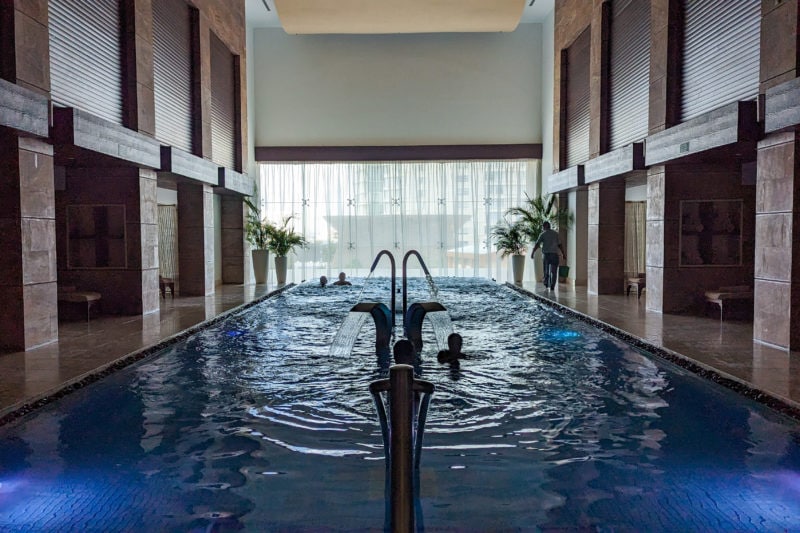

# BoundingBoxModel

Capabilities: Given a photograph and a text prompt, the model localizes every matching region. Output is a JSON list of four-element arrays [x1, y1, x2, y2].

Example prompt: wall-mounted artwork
[[67, 205, 127, 268], [679, 199, 742, 267]]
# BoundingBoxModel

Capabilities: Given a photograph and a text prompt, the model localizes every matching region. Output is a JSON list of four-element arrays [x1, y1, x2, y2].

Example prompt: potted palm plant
[[507, 193, 574, 283], [490, 218, 527, 284], [266, 215, 308, 285], [243, 196, 271, 284]]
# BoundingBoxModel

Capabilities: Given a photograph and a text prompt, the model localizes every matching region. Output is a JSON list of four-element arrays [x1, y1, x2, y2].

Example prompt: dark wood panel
[[644, 101, 758, 166], [0, 78, 49, 137], [255, 144, 542, 162], [53, 107, 161, 168], [160, 146, 218, 185], [547, 165, 585, 193], [584, 143, 644, 184], [216, 167, 252, 196], [210, 31, 236, 169], [764, 76, 800, 134]]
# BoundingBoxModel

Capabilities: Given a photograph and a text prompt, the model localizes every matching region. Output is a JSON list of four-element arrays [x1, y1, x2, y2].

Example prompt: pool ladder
[[369, 340, 435, 532]]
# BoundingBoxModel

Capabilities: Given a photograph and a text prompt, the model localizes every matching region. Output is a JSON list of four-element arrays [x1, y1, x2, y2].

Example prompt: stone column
[[645, 166, 666, 312], [645, 0, 682, 312], [178, 182, 214, 295], [0, 135, 57, 351], [220, 195, 246, 284], [754, 0, 800, 349], [587, 176, 625, 294], [567, 189, 589, 286], [0, 0, 57, 351], [755, 134, 800, 348]]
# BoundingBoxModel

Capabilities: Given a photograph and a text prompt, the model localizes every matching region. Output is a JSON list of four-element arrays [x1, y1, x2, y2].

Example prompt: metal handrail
[[369, 250, 397, 332], [369, 357, 434, 532], [401, 250, 433, 331]]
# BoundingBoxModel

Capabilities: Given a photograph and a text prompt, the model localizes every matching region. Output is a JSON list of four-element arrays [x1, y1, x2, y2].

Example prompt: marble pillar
[[0, 134, 57, 350], [178, 182, 214, 296], [587, 176, 625, 294]]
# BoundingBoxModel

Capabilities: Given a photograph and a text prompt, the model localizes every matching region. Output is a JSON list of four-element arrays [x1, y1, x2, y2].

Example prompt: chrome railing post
[[389, 364, 414, 532], [369, 346, 435, 532]]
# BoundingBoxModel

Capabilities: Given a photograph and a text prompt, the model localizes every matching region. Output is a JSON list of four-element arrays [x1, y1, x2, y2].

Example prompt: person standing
[[530, 221, 566, 290]]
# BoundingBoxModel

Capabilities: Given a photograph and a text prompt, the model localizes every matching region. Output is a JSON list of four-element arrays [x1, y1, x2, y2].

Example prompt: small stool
[[626, 277, 645, 299], [159, 277, 175, 298]]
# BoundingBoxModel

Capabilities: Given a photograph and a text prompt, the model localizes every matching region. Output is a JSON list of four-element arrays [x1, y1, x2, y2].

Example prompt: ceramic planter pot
[[252, 249, 269, 284], [275, 255, 288, 285], [512, 254, 526, 284]]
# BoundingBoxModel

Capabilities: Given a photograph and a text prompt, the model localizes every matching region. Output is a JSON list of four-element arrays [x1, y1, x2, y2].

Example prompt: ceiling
[[245, 0, 555, 32]]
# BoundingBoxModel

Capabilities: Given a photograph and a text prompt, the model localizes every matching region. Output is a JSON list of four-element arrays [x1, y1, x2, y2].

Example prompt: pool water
[[1, 278, 799, 532]]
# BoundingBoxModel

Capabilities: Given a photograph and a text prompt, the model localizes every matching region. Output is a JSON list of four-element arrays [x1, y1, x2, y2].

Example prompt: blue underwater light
[[543, 329, 582, 341], [226, 329, 246, 337]]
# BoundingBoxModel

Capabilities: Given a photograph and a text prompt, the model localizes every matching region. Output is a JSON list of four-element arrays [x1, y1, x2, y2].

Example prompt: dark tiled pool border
[[506, 283, 800, 422], [0, 284, 295, 428]]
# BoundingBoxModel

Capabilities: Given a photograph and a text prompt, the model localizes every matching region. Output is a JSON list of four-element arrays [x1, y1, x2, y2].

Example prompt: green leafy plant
[[490, 218, 527, 258], [506, 193, 574, 243], [243, 196, 271, 250], [266, 215, 308, 257]]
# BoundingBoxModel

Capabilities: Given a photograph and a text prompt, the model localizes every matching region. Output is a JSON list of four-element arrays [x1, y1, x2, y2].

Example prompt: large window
[[259, 160, 539, 283]]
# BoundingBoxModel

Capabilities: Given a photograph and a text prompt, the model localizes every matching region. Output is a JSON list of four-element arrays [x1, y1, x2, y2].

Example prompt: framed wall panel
[[679, 199, 742, 267]]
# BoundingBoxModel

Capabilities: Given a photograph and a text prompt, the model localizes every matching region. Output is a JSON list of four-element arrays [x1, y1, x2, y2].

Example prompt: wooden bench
[[704, 285, 753, 321], [58, 287, 102, 321]]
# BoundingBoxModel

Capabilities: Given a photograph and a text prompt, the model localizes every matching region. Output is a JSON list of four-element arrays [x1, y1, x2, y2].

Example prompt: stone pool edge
[[0, 284, 295, 428], [506, 283, 800, 422]]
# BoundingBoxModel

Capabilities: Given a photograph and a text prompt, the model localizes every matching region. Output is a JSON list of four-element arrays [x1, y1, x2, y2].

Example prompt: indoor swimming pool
[[1, 278, 799, 531]]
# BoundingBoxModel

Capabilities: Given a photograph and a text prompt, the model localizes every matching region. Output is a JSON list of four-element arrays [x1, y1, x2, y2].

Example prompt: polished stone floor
[[0, 283, 276, 418], [1, 280, 798, 420]]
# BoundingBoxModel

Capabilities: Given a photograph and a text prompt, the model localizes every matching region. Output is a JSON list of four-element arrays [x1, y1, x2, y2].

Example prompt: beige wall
[[251, 24, 544, 146]]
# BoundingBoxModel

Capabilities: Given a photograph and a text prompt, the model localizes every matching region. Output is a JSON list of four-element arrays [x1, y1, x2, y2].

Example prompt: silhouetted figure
[[437, 333, 466, 366], [394, 339, 416, 365], [319, 275, 328, 287], [333, 272, 352, 286]]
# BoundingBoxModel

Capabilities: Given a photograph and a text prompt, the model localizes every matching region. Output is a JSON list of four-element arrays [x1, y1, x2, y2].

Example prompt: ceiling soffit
[[273, 0, 527, 34]]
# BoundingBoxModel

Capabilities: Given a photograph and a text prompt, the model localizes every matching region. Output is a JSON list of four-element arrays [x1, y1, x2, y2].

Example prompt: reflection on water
[[1, 278, 800, 532]]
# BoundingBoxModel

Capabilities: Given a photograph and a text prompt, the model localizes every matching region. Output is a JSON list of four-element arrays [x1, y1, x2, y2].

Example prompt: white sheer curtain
[[258, 160, 540, 283], [158, 204, 178, 279], [624, 201, 647, 275]]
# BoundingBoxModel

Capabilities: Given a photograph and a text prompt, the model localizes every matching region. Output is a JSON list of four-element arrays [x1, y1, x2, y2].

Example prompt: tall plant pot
[[275, 255, 288, 285], [511, 254, 526, 284], [530, 249, 543, 284], [252, 249, 269, 284]]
